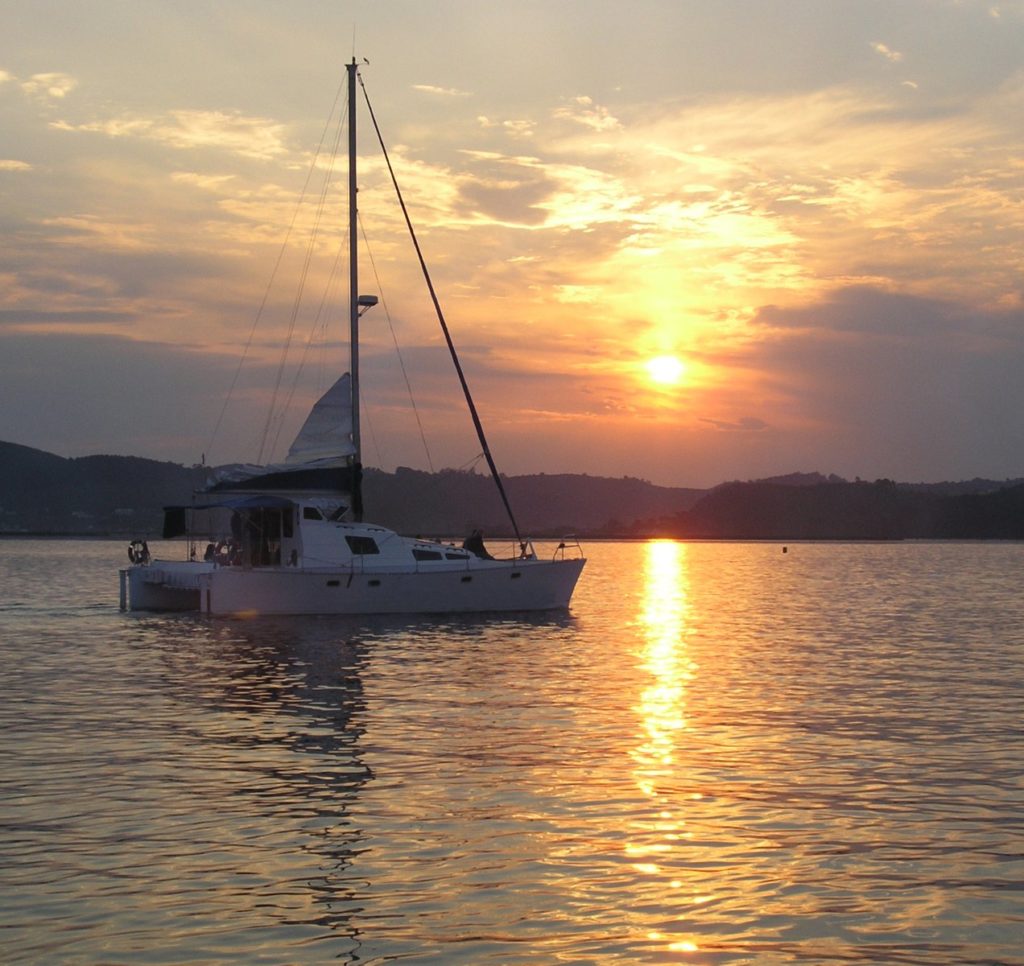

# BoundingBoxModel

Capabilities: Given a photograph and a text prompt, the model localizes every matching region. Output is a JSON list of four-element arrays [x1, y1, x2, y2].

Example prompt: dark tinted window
[[345, 535, 380, 555]]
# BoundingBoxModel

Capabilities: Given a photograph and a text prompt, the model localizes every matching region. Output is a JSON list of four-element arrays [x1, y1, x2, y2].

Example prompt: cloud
[[455, 173, 553, 226], [730, 285, 1024, 480], [477, 116, 535, 138], [752, 287, 975, 337], [170, 171, 237, 190], [0, 308, 135, 328], [40, 215, 158, 252], [871, 41, 904, 63], [412, 84, 471, 97], [51, 109, 290, 160], [0, 331, 240, 461], [20, 72, 76, 100], [701, 416, 770, 432], [0, 160, 31, 171], [553, 95, 621, 132]]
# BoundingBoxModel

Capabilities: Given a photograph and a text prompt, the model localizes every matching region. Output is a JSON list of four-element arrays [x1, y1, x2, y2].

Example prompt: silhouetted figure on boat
[[462, 529, 493, 559]]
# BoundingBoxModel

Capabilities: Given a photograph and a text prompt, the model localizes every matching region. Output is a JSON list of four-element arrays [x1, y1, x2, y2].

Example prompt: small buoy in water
[[782, 546, 788, 553]]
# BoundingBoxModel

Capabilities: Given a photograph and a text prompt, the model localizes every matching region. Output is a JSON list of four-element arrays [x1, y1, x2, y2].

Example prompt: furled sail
[[206, 373, 356, 492], [285, 373, 355, 466]]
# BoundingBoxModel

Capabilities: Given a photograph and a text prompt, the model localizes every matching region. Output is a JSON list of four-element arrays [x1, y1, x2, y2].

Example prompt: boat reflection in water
[[148, 616, 375, 955]]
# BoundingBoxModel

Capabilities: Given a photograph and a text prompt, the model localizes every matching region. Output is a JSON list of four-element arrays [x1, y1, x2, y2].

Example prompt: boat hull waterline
[[123, 555, 584, 616]]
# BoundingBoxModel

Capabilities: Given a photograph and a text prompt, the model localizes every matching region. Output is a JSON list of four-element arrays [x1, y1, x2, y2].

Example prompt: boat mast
[[347, 58, 363, 521]]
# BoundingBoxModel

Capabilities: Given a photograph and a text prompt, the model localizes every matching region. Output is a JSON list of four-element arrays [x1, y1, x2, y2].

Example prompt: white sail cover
[[284, 373, 355, 466]]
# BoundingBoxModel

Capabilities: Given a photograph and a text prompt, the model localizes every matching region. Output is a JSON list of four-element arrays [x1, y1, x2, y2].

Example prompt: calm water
[[1, 539, 1022, 964]]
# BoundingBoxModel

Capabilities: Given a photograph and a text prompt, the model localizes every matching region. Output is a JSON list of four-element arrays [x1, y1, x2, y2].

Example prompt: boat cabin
[[165, 494, 480, 571]]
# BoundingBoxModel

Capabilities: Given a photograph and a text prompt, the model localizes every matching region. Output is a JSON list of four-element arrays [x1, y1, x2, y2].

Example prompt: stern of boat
[[121, 560, 215, 612]]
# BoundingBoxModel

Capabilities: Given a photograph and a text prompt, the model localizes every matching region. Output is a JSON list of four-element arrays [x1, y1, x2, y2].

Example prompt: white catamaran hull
[[124, 556, 584, 616], [198, 557, 584, 615]]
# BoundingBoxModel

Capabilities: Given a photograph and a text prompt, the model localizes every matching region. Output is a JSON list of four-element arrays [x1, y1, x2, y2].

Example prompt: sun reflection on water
[[629, 540, 703, 954], [633, 540, 695, 791]]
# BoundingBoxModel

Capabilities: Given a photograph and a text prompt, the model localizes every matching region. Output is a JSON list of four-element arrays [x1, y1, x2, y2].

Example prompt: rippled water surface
[[1, 538, 1022, 964]]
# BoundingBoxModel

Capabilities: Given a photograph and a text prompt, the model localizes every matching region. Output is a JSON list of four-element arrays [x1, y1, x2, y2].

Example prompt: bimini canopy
[[162, 494, 296, 539]]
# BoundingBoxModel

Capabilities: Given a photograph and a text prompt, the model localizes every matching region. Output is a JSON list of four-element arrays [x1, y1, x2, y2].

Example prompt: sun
[[645, 355, 687, 386]]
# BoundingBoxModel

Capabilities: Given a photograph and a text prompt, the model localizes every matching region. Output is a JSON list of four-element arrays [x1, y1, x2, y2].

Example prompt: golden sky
[[3, 0, 1024, 486]]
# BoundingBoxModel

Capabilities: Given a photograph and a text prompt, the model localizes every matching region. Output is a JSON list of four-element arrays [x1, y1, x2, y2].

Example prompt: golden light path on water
[[631, 540, 702, 956]]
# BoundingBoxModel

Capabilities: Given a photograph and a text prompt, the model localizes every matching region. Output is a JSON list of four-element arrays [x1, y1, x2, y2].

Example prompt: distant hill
[[5, 440, 1024, 539], [360, 467, 703, 536], [631, 478, 1024, 540], [0, 441, 212, 534], [0, 441, 701, 536]]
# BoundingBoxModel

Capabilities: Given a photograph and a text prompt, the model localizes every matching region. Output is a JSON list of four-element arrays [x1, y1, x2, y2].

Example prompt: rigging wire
[[358, 212, 436, 474], [205, 76, 348, 466], [357, 70, 525, 549], [268, 237, 345, 460], [360, 385, 383, 471], [257, 97, 348, 463]]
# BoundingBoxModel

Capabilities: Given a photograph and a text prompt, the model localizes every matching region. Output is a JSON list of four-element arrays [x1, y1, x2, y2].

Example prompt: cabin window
[[328, 506, 348, 522], [413, 548, 443, 561], [303, 507, 324, 520], [283, 512, 293, 538], [345, 535, 380, 555], [445, 551, 469, 560]]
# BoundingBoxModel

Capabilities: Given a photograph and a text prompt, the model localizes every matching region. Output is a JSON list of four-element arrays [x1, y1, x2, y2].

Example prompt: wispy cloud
[[412, 84, 471, 97], [701, 416, 770, 432], [0, 159, 31, 171], [51, 110, 290, 160], [553, 95, 620, 131], [40, 215, 157, 251], [477, 115, 535, 138], [20, 72, 77, 99], [170, 171, 237, 190], [871, 41, 904, 63]]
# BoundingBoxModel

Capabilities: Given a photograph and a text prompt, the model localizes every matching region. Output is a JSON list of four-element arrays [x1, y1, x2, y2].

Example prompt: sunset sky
[[3, 0, 1024, 487]]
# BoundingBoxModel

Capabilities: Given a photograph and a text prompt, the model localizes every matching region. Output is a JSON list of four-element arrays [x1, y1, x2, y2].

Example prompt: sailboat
[[119, 59, 586, 616]]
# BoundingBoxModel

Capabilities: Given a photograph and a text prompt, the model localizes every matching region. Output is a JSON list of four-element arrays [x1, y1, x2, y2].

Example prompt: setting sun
[[645, 355, 687, 386]]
